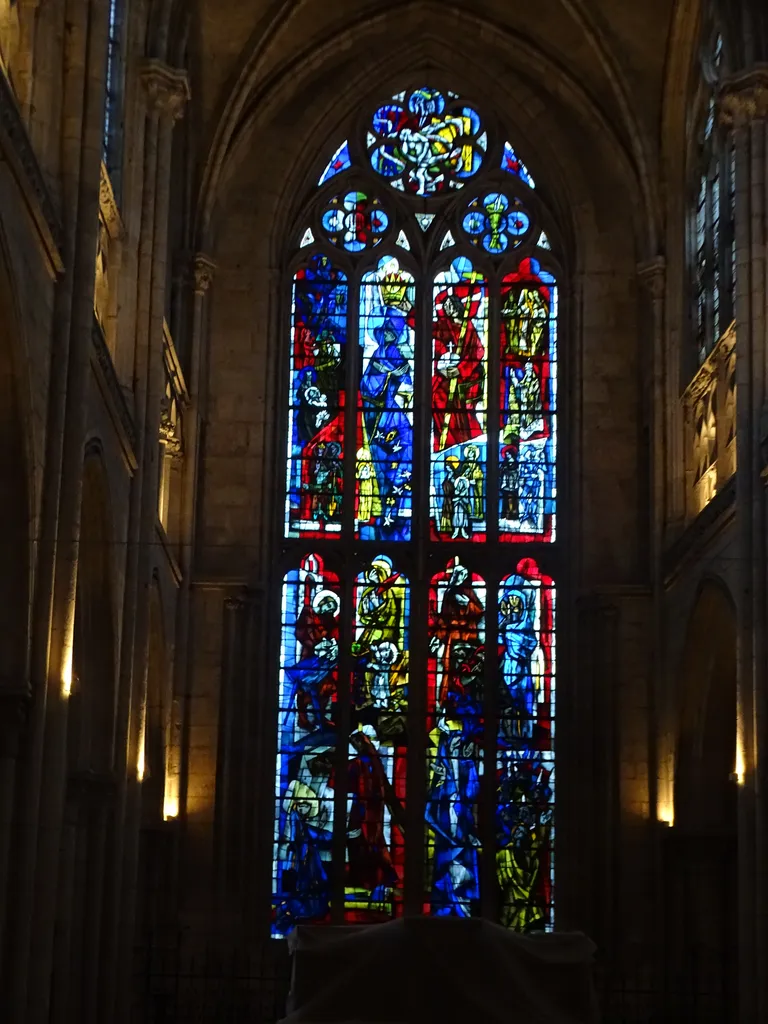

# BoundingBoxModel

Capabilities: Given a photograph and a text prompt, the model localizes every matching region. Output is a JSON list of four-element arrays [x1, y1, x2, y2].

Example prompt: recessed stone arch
[[668, 576, 737, 1016], [69, 449, 118, 775]]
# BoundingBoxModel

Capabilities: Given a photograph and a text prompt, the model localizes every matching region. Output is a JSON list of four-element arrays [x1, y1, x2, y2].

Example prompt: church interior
[[0, 0, 766, 1021]]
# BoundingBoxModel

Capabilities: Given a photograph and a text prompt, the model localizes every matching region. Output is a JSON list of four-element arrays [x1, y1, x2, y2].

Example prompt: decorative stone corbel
[[637, 256, 666, 300], [193, 253, 216, 297], [140, 58, 190, 121], [718, 65, 768, 128]]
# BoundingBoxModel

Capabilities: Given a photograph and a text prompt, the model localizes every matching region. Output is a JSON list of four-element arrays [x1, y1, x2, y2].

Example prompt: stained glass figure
[[430, 257, 488, 541], [300, 228, 315, 248], [347, 555, 409, 922], [273, 556, 341, 936], [396, 230, 411, 251], [285, 255, 347, 538], [321, 191, 389, 251], [426, 559, 486, 917], [415, 213, 436, 231], [497, 559, 555, 931], [356, 257, 416, 541], [499, 259, 557, 543], [462, 193, 531, 254], [319, 140, 352, 185], [440, 230, 456, 251], [369, 87, 486, 196], [501, 141, 536, 189]]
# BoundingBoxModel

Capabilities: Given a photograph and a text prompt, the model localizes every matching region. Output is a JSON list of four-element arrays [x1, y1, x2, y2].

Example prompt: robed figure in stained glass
[[429, 559, 485, 706], [426, 560, 485, 917], [358, 259, 415, 541], [432, 287, 486, 452], [345, 557, 409, 920], [499, 259, 556, 540], [286, 255, 348, 537], [274, 559, 341, 935]]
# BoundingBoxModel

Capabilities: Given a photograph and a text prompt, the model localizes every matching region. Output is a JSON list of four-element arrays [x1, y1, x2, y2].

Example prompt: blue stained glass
[[426, 559, 486, 917], [369, 87, 486, 196], [346, 556, 409, 922], [284, 255, 347, 538], [499, 259, 557, 544], [462, 193, 531, 255], [502, 141, 536, 189], [273, 556, 341, 936], [356, 257, 416, 541], [319, 140, 352, 185], [321, 192, 389, 252], [497, 561, 555, 931]]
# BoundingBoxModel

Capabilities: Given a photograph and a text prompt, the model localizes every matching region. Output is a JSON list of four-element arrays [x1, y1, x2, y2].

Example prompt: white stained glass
[[396, 230, 411, 251], [415, 213, 435, 232], [537, 232, 551, 250], [440, 230, 456, 251], [300, 228, 315, 248]]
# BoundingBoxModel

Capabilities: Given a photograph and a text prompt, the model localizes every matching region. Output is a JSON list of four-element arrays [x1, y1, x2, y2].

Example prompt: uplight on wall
[[163, 773, 180, 820], [734, 736, 746, 786], [61, 644, 74, 698], [657, 803, 674, 828]]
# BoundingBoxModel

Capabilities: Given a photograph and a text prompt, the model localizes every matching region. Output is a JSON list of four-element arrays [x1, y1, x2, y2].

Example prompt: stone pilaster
[[718, 65, 768, 1024]]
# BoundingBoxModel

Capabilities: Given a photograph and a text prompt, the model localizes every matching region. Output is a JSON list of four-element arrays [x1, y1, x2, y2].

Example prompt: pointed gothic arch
[[270, 83, 560, 937]]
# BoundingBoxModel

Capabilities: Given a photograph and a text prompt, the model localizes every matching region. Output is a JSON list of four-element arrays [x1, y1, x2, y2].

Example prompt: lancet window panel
[[273, 84, 561, 939]]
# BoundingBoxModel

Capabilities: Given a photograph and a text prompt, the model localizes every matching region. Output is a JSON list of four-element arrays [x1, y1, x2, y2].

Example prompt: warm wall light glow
[[136, 707, 147, 782], [61, 644, 74, 698], [657, 802, 674, 827], [735, 700, 747, 785], [163, 773, 179, 820], [735, 736, 746, 786]]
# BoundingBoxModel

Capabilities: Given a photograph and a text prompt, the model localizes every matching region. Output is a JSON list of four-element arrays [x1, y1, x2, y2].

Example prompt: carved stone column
[[719, 66, 768, 1024], [175, 252, 215, 841], [100, 59, 189, 1024], [116, 60, 189, 1024], [638, 258, 670, 1013]]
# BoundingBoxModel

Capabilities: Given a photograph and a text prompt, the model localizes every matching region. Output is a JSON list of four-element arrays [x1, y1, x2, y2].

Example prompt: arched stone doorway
[[667, 579, 738, 1020], [136, 580, 175, 941], [52, 451, 118, 1024]]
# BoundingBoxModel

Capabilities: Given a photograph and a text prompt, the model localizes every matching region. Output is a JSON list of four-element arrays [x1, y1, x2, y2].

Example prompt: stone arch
[[70, 449, 118, 774], [668, 577, 737, 1017], [196, 3, 657, 258]]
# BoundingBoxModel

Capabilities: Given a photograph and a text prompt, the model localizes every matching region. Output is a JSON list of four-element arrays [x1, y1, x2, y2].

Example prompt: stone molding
[[140, 58, 190, 120], [193, 253, 216, 296], [99, 161, 124, 241], [91, 316, 138, 464], [718, 65, 768, 128], [637, 256, 666, 300]]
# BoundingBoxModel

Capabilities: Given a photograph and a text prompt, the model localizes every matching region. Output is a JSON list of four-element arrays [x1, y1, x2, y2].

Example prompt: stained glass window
[[274, 86, 559, 938], [693, 34, 735, 364]]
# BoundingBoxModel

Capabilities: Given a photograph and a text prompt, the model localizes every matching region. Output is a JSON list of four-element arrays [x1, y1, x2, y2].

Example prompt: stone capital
[[193, 253, 216, 296], [140, 59, 190, 121], [718, 65, 768, 128], [637, 256, 666, 301]]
